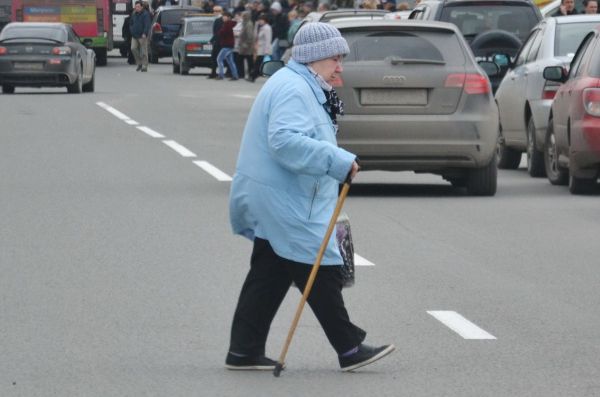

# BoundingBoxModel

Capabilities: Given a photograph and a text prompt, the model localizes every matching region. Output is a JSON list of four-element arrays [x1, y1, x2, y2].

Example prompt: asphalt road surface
[[1, 55, 600, 397]]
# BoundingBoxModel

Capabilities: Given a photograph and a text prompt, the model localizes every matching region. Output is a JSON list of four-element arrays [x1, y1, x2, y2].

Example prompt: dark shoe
[[136, 65, 142, 71], [141, 67, 147, 72], [225, 353, 279, 371], [215, 76, 224, 80], [245, 77, 255, 83], [229, 77, 239, 81], [339, 344, 395, 372], [206, 74, 216, 79]]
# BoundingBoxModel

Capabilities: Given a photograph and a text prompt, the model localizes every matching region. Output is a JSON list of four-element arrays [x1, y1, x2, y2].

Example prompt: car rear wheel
[[544, 118, 568, 186], [180, 58, 190, 75], [466, 156, 497, 196], [496, 127, 521, 169], [569, 174, 597, 194], [172, 58, 180, 74], [82, 71, 95, 93], [2, 85, 15, 94], [67, 65, 83, 94], [149, 47, 159, 64], [526, 117, 545, 177]]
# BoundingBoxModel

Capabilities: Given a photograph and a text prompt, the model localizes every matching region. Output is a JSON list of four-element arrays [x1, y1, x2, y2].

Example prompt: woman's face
[[309, 55, 344, 85]]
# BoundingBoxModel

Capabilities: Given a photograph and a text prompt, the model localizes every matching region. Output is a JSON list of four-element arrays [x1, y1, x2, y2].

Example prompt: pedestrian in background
[[129, 0, 152, 72], [583, 0, 598, 13], [216, 11, 240, 80], [553, 0, 579, 15], [247, 13, 271, 82], [207, 5, 224, 79], [236, 11, 255, 80], [226, 22, 395, 372]]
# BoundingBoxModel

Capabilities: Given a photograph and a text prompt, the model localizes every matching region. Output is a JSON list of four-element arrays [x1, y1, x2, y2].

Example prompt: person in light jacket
[[247, 13, 271, 82], [225, 22, 395, 372]]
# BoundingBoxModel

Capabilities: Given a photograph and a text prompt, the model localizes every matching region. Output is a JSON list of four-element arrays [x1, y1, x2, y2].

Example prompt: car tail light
[[445, 73, 490, 95], [51, 46, 71, 55], [186, 43, 202, 51], [583, 88, 600, 117], [0, 46, 6, 55], [153, 23, 162, 33], [542, 80, 560, 100]]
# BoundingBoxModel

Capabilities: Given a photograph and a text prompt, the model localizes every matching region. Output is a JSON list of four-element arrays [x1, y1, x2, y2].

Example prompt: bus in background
[[0, 0, 10, 32], [112, 0, 133, 57], [12, 0, 113, 65]]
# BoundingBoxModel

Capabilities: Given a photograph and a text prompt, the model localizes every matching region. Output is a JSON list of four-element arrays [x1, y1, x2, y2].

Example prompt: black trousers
[[209, 43, 222, 77], [228, 238, 366, 357]]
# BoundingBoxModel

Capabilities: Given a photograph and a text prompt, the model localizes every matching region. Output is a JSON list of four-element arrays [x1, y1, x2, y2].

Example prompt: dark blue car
[[148, 6, 205, 63]]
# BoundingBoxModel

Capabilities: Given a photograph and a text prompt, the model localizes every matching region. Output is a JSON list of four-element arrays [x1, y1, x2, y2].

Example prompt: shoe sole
[[225, 364, 276, 371], [341, 344, 396, 372]]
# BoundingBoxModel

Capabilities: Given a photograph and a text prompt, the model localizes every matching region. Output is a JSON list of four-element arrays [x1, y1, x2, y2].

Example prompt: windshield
[[0, 26, 66, 42], [440, 5, 539, 42], [555, 21, 600, 57], [186, 20, 213, 35]]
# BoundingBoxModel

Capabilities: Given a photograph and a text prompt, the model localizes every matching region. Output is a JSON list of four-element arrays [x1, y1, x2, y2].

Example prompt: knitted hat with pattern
[[291, 22, 349, 64]]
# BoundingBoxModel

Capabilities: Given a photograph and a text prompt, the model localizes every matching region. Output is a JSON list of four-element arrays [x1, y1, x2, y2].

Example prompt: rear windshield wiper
[[388, 57, 446, 65]]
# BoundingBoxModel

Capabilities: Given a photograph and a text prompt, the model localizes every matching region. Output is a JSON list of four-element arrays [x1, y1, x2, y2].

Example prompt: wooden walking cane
[[273, 178, 352, 377]]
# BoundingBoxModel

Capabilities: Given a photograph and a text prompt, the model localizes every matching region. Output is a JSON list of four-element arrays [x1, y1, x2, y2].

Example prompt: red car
[[543, 27, 600, 194]]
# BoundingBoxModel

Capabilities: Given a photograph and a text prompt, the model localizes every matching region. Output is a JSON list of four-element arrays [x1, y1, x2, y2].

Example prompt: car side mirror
[[493, 53, 511, 68], [543, 66, 566, 83], [81, 38, 93, 47], [261, 60, 285, 77], [479, 60, 500, 77]]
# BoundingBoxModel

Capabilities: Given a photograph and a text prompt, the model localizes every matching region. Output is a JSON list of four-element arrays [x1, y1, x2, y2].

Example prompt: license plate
[[361, 88, 427, 106], [13, 62, 44, 70], [204, 44, 212, 51]]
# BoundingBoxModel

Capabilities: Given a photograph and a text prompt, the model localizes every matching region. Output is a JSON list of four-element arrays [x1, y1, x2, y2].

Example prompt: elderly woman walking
[[225, 22, 395, 371], [247, 13, 271, 82]]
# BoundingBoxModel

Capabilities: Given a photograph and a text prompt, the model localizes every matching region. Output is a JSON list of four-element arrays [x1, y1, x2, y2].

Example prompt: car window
[[440, 5, 539, 41], [0, 26, 67, 42], [568, 32, 594, 78], [343, 30, 466, 64], [514, 29, 538, 67], [185, 20, 213, 35], [555, 21, 600, 57], [574, 34, 598, 78], [410, 6, 430, 20]]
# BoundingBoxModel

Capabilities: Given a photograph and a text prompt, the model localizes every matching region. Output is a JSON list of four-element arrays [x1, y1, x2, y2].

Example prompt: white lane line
[[125, 119, 139, 126], [96, 102, 132, 121], [232, 94, 255, 99], [427, 311, 496, 340], [163, 140, 197, 158], [136, 126, 165, 138], [193, 160, 232, 181], [355, 254, 375, 266]]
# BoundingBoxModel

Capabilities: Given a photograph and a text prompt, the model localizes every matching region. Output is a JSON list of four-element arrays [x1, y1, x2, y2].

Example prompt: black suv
[[148, 6, 205, 63], [409, 0, 543, 91]]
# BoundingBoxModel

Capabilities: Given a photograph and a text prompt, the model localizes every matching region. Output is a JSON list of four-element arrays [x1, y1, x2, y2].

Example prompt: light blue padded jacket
[[229, 59, 356, 265]]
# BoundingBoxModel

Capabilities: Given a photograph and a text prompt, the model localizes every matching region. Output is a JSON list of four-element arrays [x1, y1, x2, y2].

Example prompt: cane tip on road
[[273, 362, 284, 377]]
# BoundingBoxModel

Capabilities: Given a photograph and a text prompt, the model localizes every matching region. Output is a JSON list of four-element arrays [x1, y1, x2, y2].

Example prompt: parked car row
[[495, 15, 600, 194]]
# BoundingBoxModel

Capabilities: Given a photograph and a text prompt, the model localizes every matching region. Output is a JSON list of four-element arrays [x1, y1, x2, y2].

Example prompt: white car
[[495, 14, 600, 176]]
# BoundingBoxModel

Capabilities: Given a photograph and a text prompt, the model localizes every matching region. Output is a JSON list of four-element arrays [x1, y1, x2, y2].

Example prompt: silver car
[[331, 19, 500, 195], [495, 15, 600, 176]]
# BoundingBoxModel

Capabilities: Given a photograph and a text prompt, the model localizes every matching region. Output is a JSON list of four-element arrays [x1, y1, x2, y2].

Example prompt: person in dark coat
[[129, 0, 152, 71], [207, 5, 224, 78], [553, 0, 579, 15], [216, 11, 239, 80]]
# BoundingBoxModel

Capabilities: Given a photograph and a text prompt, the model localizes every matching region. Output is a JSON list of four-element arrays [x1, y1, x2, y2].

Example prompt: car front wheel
[[544, 119, 568, 185], [526, 117, 545, 177], [496, 128, 521, 169]]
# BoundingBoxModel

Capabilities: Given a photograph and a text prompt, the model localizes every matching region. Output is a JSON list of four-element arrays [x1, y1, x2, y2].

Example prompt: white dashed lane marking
[[162, 140, 197, 158], [428, 311, 496, 340], [136, 126, 165, 138], [193, 160, 232, 181]]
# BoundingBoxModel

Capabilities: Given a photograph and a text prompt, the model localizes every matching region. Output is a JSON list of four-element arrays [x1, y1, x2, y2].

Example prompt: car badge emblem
[[383, 75, 406, 85]]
